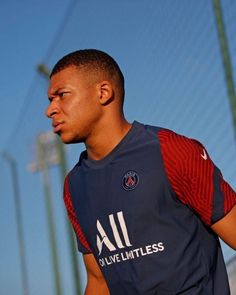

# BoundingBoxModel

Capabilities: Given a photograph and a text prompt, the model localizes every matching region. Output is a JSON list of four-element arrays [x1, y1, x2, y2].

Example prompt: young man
[[46, 49, 236, 295]]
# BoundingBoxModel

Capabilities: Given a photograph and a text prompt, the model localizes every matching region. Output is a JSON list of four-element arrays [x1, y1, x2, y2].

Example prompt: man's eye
[[59, 92, 67, 98]]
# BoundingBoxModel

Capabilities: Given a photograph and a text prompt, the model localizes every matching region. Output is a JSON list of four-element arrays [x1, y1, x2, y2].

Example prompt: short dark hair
[[51, 49, 125, 99]]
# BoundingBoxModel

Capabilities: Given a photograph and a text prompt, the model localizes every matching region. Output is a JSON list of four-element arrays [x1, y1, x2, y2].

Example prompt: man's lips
[[52, 121, 64, 133]]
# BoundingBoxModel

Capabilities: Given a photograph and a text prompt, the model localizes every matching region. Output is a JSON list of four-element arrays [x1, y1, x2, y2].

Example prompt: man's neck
[[85, 118, 132, 161]]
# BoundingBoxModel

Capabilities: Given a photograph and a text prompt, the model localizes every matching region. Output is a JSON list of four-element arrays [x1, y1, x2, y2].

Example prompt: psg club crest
[[122, 171, 139, 191]]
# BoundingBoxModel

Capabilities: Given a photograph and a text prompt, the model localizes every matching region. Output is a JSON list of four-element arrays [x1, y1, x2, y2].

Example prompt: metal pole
[[37, 138, 62, 295], [3, 153, 30, 295], [212, 0, 236, 137], [56, 138, 82, 295]]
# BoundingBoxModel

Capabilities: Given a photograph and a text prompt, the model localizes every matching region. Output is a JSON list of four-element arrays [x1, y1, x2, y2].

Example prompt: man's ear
[[98, 81, 114, 105]]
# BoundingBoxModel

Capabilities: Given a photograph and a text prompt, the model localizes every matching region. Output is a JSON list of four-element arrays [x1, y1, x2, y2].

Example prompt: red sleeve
[[64, 176, 92, 253], [158, 129, 236, 226]]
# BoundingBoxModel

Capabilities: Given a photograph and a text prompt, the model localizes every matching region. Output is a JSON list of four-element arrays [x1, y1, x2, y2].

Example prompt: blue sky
[[1, 1, 236, 294]]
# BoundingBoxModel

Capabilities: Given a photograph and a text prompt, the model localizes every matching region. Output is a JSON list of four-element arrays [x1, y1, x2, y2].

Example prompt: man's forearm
[[84, 279, 110, 295]]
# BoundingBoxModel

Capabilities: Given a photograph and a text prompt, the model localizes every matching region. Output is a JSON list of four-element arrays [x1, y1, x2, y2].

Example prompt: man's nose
[[45, 102, 59, 118]]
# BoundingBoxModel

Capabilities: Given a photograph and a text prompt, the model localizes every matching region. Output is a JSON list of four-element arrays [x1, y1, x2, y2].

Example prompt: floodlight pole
[[56, 138, 83, 295], [3, 153, 30, 295], [37, 138, 62, 295], [212, 0, 236, 138]]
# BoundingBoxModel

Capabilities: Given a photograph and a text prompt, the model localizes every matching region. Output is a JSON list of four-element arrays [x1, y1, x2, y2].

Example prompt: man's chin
[[59, 134, 83, 144]]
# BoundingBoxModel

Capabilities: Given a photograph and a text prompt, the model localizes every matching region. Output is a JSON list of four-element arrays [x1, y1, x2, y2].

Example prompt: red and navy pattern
[[158, 129, 236, 225], [64, 177, 91, 253]]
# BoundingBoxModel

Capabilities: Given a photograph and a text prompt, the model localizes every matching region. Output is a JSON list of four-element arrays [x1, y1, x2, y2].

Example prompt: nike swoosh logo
[[201, 149, 207, 160]]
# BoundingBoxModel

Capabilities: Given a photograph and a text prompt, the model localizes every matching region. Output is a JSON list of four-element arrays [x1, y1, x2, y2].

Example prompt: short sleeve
[[158, 129, 236, 226], [63, 176, 92, 254]]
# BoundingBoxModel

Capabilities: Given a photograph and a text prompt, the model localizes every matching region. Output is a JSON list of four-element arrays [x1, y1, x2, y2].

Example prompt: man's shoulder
[[140, 122, 204, 158], [142, 122, 188, 141]]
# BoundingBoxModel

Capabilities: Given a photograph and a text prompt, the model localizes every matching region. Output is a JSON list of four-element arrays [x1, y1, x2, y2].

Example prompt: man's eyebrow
[[48, 87, 66, 99]]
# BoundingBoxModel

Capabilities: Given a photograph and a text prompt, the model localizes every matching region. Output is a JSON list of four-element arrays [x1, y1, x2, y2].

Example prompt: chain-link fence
[[1, 0, 235, 294]]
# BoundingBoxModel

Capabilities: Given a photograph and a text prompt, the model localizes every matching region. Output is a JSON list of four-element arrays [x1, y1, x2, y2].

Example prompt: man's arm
[[83, 253, 110, 295], [211, 205, 236, 250]]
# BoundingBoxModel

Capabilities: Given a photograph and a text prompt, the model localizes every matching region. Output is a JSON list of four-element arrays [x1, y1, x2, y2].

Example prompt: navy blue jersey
[[64, 121, 236, 294]]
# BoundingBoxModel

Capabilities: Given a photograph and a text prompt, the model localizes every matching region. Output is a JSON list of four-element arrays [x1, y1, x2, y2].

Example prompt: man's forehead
[[48, 66, 80, 91], [47, 66, 98, 95], [51, 65, 79, 80]]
